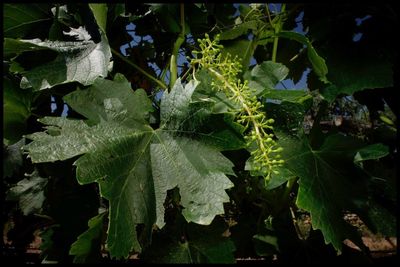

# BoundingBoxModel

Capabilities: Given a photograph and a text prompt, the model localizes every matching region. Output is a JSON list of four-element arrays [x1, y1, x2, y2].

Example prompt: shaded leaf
[[69, 212, 106, 263], [320, 56, 393, 103], [6, 170, 48, 215], [3, 78, 32, 143], [145, 220, 236, 263], [149, 4, 181, 33], [265, 101, 311, 135], [221, 39, 253, 71], [364, 201, 396, 236], [3, 4, 52, 38], [279, 133, 373, 252], [266, 166, 296, 190], [253, 234, 279, 256], [354, 143, 389, 164], [3, 138, 25, 178]]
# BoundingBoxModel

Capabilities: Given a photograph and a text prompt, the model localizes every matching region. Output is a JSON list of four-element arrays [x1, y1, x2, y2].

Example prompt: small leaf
[[307, 43, 329, 84], [6, 170, 48, 215], [245, 61, 289, 95], [266, 167, 296, 190], [3, 138, 25, 178], [263, 89, 311, 103], [145, 220, 236, 263], [278, 31, 309, 45], [253, 234, 279, 256], [277, 31, 329, 83], [89, 4, 108, 33], [69, 212, 106, 263], [219, 20, 257, 40], [354, 143, 389, 163]]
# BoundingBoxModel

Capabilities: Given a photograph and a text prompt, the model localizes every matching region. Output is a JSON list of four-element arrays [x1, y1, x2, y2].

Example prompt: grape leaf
[[6, 27, 112, 91], [24, 76, 237, 259], [69, 212, 106, 263], [279, 133, 392, 252]]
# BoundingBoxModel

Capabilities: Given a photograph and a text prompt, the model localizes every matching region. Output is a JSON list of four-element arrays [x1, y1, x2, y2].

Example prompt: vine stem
[[271, 4, 286, 62], [169, 3, 185, 89], [110, 47, 167, 90]]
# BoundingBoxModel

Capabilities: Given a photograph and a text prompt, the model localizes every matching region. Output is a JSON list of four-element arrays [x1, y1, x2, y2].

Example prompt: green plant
[[3, 3, 397, 264]]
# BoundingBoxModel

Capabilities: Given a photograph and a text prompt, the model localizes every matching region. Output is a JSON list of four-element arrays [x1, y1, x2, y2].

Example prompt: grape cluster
[[191, 34, 284, 183]]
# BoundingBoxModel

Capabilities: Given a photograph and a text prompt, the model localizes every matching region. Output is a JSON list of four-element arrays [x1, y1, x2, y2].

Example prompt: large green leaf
[[3, 4, 52, 38], [151, 132, 234, 227], [320, 54, 393, 103], [6, 27, 111, 91], [153, 79, 235, 227], [24, 76, 237, 259], [6, 170, 48, 215], [69, 212, 106, 263], [279, 133, 392, 252]]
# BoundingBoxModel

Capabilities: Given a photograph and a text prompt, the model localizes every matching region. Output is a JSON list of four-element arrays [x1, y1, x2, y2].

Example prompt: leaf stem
[[111, 47, 167, 90], [271, 4, 286, 62], [169, 3, 185, 90]]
